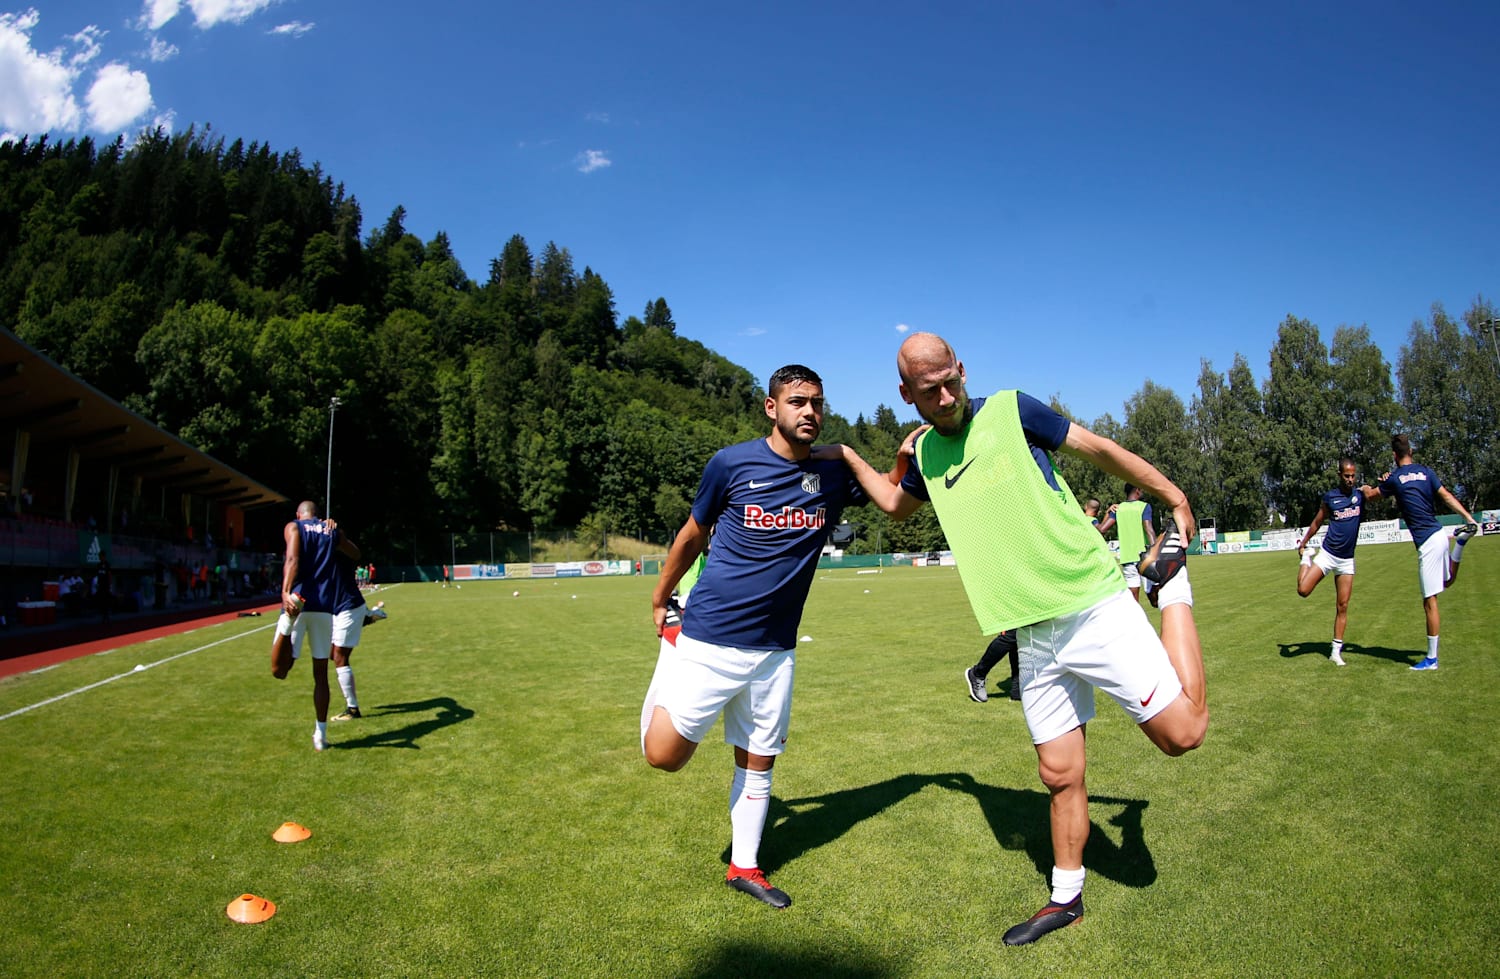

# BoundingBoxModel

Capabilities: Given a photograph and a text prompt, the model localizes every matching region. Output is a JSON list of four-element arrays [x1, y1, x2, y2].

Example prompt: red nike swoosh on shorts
[[1140, 684, 1159, 707]]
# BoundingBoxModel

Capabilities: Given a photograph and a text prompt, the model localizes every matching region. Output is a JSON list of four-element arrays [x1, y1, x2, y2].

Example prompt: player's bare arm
[[652, 515, 710, 634], [1297, 505, 1329, 553], [1062, 422, 1196, 541], [281, 521, 302, 615], [809, 443, 925, 520], [1437, 486, 1475, 525]]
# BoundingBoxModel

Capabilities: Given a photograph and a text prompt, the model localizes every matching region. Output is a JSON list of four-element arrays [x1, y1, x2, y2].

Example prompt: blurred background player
[[1373, 434, 1480, 671], [964, 630, 1019, 703], [1096, 484, 1155, 603], [1295, 458, 1379, 666]]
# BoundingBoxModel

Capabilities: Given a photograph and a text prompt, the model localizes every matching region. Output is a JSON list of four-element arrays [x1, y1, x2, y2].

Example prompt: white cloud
[[146, 35, 178, 61], [740, 327, 767, 337], [576, 149, 611, 173], [86, 62, 153, 132], [140, 0, 181, 32], [0, 9, 84, 133], [188, 0, 280, 28], [585, 111, 610, 124], [895, 323, 911, 334], [269, 20, 314, 37], [67, 24, 104, 68]]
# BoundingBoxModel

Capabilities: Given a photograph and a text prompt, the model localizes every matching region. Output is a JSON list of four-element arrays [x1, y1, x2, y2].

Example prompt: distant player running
[[642, 365, 867, 910], [1372, 434, 1480, 671], [1295, 459, 1380, 666]]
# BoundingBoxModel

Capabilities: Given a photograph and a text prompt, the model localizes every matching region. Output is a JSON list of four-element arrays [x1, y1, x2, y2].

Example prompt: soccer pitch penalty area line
[[0, 623, 271, 723]]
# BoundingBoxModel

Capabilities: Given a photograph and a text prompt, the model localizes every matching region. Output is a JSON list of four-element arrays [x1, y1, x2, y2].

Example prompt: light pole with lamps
[[325, 396, 341, 517], [1480, 317, 1500, 374]]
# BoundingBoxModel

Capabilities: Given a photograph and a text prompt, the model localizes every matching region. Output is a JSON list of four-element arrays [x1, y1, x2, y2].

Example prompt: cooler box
[[42, 581, 59, 601], [17, 601, 57, 626]]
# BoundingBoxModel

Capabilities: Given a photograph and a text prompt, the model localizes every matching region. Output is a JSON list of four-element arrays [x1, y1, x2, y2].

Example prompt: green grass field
[[3, 543, 1498, 977]]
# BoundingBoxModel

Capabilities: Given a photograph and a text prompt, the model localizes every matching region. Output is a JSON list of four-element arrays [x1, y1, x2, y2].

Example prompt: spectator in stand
[[92, 561, 112, 622]]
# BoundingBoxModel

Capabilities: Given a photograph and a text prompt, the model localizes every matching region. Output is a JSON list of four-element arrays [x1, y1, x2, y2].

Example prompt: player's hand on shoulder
[[809, 444, 846, 461]]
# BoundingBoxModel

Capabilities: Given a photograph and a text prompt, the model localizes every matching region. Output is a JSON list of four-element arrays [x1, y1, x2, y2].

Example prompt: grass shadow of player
[[331, 696, 474, 750], [684, 942, 897, 979], [739, 772, 1154, 888], [1279, 640, 1414, 666]]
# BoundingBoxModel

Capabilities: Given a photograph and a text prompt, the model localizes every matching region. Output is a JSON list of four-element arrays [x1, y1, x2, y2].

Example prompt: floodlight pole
[[1481, 318, 1500, 375], [325, 396, 341, 518]]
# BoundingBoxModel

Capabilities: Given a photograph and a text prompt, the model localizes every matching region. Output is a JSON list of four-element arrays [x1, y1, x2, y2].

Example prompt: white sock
[[276, 613, 293, 637], [1427, 636, 1439, 660], [315, 721, 327, 739], [1156, 565, 1193, 609], [729, 766, 773, 869], [1453, 539, 1467, 562], [1331, 639, 1344, 656], [336, 665, 358, 709], [1051, 865, 1086, 904], [1300, 549, 1313, 568]]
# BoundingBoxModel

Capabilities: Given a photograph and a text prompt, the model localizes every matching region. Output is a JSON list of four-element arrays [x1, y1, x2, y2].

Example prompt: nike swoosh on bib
[[944, 458, 977, 490]]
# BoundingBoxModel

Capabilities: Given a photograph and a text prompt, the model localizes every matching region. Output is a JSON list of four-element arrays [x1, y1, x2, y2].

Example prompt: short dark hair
[[768, 364, 823, 398], [1338, 457, 1357, 472], [1391, 434, 1411, 457]]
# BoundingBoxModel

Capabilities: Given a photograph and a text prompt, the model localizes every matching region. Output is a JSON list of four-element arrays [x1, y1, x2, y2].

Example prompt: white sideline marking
[[0, 624, 270, 722]]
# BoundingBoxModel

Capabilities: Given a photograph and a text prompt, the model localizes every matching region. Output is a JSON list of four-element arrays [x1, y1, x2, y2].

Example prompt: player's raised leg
[[1137, 521, 1207, 754]]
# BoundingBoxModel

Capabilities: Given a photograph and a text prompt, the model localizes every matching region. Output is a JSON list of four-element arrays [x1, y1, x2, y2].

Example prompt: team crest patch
[[801, 473, 821, 494]]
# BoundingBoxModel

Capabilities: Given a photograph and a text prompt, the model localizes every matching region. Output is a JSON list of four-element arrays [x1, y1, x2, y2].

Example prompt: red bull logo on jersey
[[1398, 471, 1428, 484], [744, 504, 826, 531], [1332, 505, 1360, 520]]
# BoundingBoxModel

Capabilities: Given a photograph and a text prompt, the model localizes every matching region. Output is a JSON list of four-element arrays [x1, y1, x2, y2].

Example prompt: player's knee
[[1160, 712, 1208, 757], [1036, 757, 1083, 794], [1296, 582, 1314, 598], [644, 744, 688, 772]]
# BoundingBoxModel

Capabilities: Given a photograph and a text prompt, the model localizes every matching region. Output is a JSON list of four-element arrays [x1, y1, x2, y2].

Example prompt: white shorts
[[1120, 562, 1141, 589], [1417, 530, 1453, 598], [653, 633, 794, 756], [1313, 548, 1355, 578], [333, 607, 365, 649], [288, 611, 333, 661], [1017, 589, 1184, 745]]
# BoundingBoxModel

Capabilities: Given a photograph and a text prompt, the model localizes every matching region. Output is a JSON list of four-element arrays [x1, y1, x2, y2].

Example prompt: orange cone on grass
[[226, 894, 276, 923]]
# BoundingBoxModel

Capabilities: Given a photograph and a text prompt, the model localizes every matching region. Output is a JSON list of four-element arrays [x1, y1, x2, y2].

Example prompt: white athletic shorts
[[1312, 548, 1355, 578], [1417, 529, 1453, 598], [654, 633, 794, 756], [288, 611, 333, 661], [1017, 589, 1184, 745], [1120, 562, 1142, 589], [332, 607, 365, 649]]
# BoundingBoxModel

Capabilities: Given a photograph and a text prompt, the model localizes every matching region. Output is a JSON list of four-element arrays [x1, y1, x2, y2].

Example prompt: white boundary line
[[0, 624, 270, 722]]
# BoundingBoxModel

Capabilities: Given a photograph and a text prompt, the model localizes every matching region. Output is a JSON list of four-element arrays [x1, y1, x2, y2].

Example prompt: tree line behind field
[[3, 128, 1495, 560]]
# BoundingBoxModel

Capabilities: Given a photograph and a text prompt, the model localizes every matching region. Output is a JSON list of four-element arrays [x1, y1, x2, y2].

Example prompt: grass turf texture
[[2, 544, 1498, 977]]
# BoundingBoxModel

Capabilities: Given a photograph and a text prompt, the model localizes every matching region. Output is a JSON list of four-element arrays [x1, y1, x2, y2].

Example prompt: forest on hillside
[[2, 128, 1496, 561]]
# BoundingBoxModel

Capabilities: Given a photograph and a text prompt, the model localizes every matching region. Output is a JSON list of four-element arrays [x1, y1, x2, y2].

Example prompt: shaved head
[[897, 332, 958, 386], [297, 500, 319, 518]]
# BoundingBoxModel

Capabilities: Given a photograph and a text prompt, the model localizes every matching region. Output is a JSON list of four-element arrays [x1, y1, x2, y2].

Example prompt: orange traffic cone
[[226, 894, 276, 923], [272, 821, 311, 843]]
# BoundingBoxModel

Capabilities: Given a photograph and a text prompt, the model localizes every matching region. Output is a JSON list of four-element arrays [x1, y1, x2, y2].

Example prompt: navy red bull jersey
[[682, 438, 866, 651], [1318, 487, 1364, 559], [1377, 464, 1444, 548]]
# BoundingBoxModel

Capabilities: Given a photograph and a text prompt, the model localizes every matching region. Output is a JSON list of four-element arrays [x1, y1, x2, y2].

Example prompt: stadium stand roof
[[0, 327, 288, 513]]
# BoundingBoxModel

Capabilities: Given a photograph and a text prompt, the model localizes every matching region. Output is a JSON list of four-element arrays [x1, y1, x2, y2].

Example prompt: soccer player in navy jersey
[[1373, 434, 1480, 671], [642, 365, 868, 909], [821, 332, 1207, 946], [1295, 459, 1381, 666]]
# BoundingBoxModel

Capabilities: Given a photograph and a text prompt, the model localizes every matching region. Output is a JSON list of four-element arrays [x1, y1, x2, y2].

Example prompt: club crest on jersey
[[801, 473, 821, 494]]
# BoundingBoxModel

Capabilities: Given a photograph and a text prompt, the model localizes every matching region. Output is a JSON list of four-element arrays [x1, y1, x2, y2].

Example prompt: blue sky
[[4, 1, 1497, 426]]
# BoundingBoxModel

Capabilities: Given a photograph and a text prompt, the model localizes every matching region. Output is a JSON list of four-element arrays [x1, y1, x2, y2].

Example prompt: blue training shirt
[[681, 438, 867, 651], [294, 518, 344, 613], [1317, 487, 1364, 559], [1377, 464, 1444, 548], [899, 393, 1071, 502]]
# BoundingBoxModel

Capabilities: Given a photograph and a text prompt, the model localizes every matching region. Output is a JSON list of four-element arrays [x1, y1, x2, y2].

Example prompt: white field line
[[0, 623, 271, 722]]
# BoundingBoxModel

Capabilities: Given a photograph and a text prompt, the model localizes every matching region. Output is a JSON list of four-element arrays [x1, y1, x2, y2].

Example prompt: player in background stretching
[[270, 501, 358, 751], [821, 332, 1208, 946], [1096, 484, 1155, 604], [1372, 434, 1480, 671], [642, 365, 867, 910], [1295, 458, 1380, 666]]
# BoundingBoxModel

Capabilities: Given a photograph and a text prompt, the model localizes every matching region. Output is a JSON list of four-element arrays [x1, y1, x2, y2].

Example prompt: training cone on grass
[[226, 894, 276, 923], [272, 821, 311, 843]]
